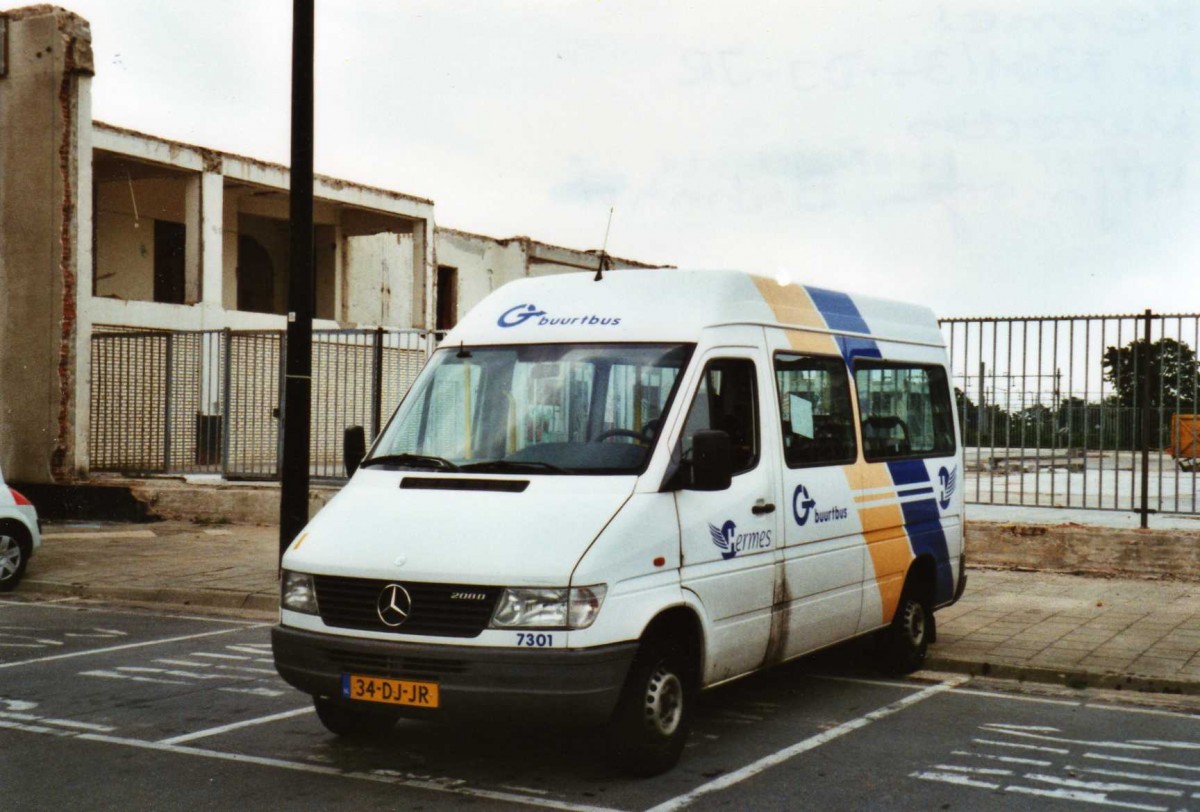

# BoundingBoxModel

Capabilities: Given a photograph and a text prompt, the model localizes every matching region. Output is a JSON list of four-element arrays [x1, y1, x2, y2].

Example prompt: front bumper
[[271, 625, 638, 725]]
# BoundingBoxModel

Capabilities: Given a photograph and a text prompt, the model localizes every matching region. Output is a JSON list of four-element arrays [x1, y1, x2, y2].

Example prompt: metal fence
[[941, 311, 1200, 520], [90, 327, 433, 481], [89, 311, 1200, 521]]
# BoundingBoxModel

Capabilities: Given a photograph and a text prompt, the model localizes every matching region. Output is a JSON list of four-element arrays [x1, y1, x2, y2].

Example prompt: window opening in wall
[[153, 220, 186, 304], [437, 266, 458, 332], [237, 235, 276, 314]]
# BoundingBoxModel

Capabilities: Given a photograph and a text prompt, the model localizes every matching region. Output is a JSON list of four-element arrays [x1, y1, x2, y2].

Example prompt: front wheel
[[605, 638, 693, 777], [312, 695, 399, 739], [881, 590, 931, 675]]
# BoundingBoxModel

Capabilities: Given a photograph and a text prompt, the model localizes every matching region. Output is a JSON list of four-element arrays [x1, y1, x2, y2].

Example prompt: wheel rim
[[643, 664, 683, 737], [0, 535, 20, 581], [902, 599, 926, 646]]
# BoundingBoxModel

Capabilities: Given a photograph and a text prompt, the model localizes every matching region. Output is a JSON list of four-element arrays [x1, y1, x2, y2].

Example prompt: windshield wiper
[[358, 453, 460, 471], [458, 459, 567, 474]]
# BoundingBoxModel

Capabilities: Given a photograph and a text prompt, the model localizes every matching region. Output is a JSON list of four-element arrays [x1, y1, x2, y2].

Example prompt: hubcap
[[643, 664, 683, 737], [904, 600, 926, 646], [0, 535, 20, 580]]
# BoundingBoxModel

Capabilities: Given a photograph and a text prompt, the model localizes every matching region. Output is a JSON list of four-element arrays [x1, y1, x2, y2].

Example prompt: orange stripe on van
[[844, 461, 914, 625], [751, 277, 838, 354]]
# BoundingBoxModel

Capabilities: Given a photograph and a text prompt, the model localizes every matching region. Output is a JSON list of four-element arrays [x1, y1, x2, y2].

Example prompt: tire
[[0, 528, 30, 593], [605, 637, 693, 777], [312, 695, 399, 739], [881, 588, 931, 675]]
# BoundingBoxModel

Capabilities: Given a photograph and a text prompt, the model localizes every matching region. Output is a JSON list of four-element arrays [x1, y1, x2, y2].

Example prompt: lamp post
[[280, 0, 315, 558]]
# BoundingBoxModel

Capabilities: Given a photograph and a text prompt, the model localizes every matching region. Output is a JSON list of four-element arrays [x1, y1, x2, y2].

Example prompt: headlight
[[281, 570, 319, 615], [490, 585, 607, 630]]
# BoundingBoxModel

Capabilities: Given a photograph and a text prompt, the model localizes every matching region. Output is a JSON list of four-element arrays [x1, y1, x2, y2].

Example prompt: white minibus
[[273, 269, 966, 775]]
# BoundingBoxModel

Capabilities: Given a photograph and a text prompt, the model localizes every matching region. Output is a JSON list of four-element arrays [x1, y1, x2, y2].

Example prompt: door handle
[[752, 501, 776, 516]]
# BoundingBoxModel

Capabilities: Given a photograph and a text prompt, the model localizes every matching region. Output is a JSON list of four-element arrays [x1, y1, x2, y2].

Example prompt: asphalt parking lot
[[8, 596, 1200, 811]]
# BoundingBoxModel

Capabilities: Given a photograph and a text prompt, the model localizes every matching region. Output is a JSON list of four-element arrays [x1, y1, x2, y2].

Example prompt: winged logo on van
[[709, 521, 738, 560], [708, 520, 772, 560], [938, 466, 957, 511]]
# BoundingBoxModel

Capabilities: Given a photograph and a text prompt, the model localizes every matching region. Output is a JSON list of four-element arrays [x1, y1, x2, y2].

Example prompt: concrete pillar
[[0, 7, 94, 483], [198, 171, 225, 316]]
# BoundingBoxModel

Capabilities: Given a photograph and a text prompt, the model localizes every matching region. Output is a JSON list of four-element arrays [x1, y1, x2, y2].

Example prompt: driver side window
[[680, 358, 759, 474]]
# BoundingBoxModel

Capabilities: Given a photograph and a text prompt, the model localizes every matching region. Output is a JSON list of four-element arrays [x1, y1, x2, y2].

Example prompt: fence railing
[[89, 327, 434, 481], [941, 311, 1200, 520], [89, 311, 1200, 521]]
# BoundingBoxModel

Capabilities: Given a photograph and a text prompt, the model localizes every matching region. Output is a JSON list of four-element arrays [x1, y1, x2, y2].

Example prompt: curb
[[22, 579, 277, 616], [926, 653, 1200, 697]]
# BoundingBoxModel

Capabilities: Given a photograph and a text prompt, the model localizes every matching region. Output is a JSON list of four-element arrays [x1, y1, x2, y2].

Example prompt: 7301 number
[[516, 633, 554, 647]]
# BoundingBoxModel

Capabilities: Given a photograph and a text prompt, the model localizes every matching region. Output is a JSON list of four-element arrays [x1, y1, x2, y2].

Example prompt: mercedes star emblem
[[376, 583, 413, 628]]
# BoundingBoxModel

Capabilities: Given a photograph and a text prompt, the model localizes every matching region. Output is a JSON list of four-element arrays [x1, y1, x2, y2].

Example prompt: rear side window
[[774, 354, 856, 467], [854, 362, 956, 460]]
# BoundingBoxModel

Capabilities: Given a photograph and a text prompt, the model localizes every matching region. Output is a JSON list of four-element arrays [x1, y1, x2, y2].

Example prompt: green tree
[[1102, 337, 1198, 410]]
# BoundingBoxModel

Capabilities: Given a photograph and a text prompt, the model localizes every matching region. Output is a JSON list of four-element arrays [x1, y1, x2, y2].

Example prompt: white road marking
[[158, 707, 315, 745], [933, 764, 1012, 776], [974, 738, 1070, 755], [0, 625, 268, 669], [1087, 704, 1200, 722], [219, 687, 285, 697], [646, 675, 966, 812], [0, 718, 73, 737], [952, 750, 1051, 767], [66, 733, 622, 812], [80, 669, 191, 686], [953, 688, 1082, 706], [980, 725, 1159, 751], [115, 666, 227, 680], [1074, 766, 1200, 789], [989, 724, 1062, 732], [1006, 784, 1168, 811], [37, 718, 117, 733], [1130, 740, 1200, 750], [225, 645, 271, 656], [1085, 753, 1200, 774], [154, 658, 212, 668], [1023, 773, 1183, 797], [192, 652, 251, 661], [911, 770, 1001, 790]]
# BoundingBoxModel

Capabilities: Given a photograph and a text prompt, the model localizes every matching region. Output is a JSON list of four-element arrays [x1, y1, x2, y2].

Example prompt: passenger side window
[[774, 354, 856, 467], [854, 362, 956, 460], [680, 358, 759, 474]]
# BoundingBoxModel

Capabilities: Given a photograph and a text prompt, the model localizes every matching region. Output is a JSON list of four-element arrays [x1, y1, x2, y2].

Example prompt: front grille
[[313, 575, 499, 638], [319, 646, 469, 680]]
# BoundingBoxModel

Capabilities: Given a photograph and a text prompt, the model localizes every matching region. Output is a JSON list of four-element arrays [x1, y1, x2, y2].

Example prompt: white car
[[0, 465, 40, 592]]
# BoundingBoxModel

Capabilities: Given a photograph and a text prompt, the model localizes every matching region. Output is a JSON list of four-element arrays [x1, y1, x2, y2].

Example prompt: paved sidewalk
[[17, 520, 1200, 695]]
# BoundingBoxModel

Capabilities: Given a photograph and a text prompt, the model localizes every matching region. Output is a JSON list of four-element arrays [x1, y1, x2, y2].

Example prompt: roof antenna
[[595, 206, 614, 282]]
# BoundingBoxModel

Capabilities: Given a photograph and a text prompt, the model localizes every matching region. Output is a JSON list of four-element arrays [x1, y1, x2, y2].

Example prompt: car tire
[[881, 587, 930, 675], [0, 527, 30, 593], [312, 695, 399, 739], [605, 636, 693, 777]]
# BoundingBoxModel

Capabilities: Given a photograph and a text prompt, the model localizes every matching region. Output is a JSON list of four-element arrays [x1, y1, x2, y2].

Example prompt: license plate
[[341, 674, 439, 708]]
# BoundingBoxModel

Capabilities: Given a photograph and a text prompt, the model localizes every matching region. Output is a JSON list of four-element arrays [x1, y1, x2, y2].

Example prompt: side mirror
[[690, 429, 732, 491], [343, 426, 366, 477]]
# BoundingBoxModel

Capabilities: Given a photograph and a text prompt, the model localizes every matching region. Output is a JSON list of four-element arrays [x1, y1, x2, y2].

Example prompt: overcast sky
[[62, 0, 1200, 318]]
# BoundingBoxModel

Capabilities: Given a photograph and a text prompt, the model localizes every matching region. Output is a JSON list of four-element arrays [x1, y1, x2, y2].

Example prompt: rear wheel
[[881, 587, 931, 675], [312, 695, 399, 739], [606, 637, 693, 777], [0, 528, 30, 593]]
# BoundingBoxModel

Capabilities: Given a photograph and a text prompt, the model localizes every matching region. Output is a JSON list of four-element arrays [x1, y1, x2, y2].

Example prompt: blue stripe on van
[[886, 461, 955, 605], [804, 287, 883, 363]]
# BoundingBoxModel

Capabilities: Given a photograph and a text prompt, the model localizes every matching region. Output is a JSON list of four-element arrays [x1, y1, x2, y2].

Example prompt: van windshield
[[366, 343, 693, 474]]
